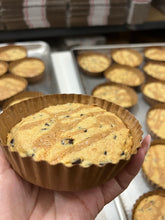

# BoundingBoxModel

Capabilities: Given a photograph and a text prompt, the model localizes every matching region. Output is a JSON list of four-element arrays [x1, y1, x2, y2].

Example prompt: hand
[[0, 135, 150, 220]]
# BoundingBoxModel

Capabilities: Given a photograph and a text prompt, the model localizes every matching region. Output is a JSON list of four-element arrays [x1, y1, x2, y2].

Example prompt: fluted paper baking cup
[[142, 139, 165, 190], [132, 189, 165, 220], [0, 94, 143, 191], [146, 104, 165, 140]]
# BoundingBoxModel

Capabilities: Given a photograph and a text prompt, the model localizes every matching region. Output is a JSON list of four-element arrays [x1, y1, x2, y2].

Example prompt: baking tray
[[71, 42, 165, 220], [0, 41, 59, 112]]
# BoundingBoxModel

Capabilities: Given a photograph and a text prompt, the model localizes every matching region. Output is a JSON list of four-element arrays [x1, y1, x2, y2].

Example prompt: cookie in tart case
[[144, 46, 165, 62], [142, 139, 165, 190], [132, 190, 165, 220], [0, 45, 27, 62], [104, 64, 145, 88], [146, 104, 165, 140], [0, 94, 142, 191], [92, 82, 138, 109], [77, 51, 111, 76], [111, 48, 143, 67]]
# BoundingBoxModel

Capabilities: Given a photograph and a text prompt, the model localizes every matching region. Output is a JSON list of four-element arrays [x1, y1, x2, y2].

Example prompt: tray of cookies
[[0, 41, 59, 112], [71, 42, 165, 220]]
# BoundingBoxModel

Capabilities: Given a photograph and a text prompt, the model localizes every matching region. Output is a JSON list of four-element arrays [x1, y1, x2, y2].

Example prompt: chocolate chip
[[32, 153, 35, 157], [104, 151, 107, 155], [10, 139, 14, 147], [61, 138, 74, 145], [113, 135, 117, 139], [120, 151, 125, 156], [64, 115, 70, 118], [45, 123, 50, 126], [72, 158, 82, 165], [80, 114, 84, 116], [99, 162, 106, 166], [84, 129, 87, 133]]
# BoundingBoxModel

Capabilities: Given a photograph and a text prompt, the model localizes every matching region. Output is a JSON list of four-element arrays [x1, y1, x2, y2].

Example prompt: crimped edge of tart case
[[77, 51, 111, 76], [132, 189, 165, 220], [143, 61, 165, 82], [2, 90, 44, 110], [0, 74, 28, 106], [104, 64, 145, 88], [146, 104, 165, 140], [0, 45, 27, 62], [144, 46, 165, 62], [92, 82, 138, 109], [141, 80, 165, 106], [111, 48, 143, 67], [0, 60, 8, 76], [142, 139, 165, 190], [0, 94, 142, 191], [9, 57, 45, 83]]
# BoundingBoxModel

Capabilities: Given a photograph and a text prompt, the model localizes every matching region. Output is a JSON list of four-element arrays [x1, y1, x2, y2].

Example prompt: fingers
[[114, 134, 151, 190], [100, 135, 151, 204]]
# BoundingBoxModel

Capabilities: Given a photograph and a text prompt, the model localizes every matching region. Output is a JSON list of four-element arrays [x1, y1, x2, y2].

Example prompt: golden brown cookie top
[[0, 74, 27, 102], [111, 48, 143, 67], [0, 45, 27, 62], [7, 103, 133, 167], [144, 46, 165, 61], [92, 83, 138, 108], [0, 61, 8, 76], [142, 143, 165, 189], [77, 52, 111, 74], [143, 61, 165, 81], [104, 64, 145, 87], [132, 190, 165, 220]]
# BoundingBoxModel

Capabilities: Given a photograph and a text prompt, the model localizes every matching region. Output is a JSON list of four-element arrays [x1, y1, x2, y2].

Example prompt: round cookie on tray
[[0, 61, 8, 76], [92, 82, 138, 108], [0, 94, 142, 191], [0, 74, 27, 106], [9, 57, 45, 83], [77, 51, 111, 76], [3, 91, 44, 110], [146, 104, 165, 140], [144, 46, 165, 62], [142, 139, 165, 190], [0, 45, 27, 62], [143, 61, 165, 82], [132, 190, 165, 220], [111, 48, 143, 67], [104, 64, 145, 88], [141, 80, 165, 106]]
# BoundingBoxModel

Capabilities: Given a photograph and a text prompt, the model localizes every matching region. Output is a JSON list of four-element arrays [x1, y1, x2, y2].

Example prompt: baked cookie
[[143, 61, 165, 81], [111, 48, 143, 67], [144, 46, 165, 62], [77, 52, 111, 76], [0, 45, 27, 62], [104, 64, 145, 87], [0, 61, 8, 76]]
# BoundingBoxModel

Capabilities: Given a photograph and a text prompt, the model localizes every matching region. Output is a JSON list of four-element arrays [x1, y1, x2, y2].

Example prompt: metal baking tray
[[71, 42, 165, 220], [0, 41, 59, 112]]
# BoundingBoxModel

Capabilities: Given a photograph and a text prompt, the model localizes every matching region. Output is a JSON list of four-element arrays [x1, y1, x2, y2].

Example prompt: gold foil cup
[[141, 80, 165, 106], [142, 139, 165, 190], [104, 64, 145, 88], [132, 189, 165, 220], [0, 94, 143, 191], [146, 104, 165, 140], [77, 51, 111, 77], [9, 57, 45, 83], [92, 82, 138, 109], [2, 91, 44, 110]]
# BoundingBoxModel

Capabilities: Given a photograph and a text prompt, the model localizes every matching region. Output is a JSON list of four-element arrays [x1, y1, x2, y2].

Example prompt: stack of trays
[[68, 0, 129, 27], [0, 0, 67, 30]]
